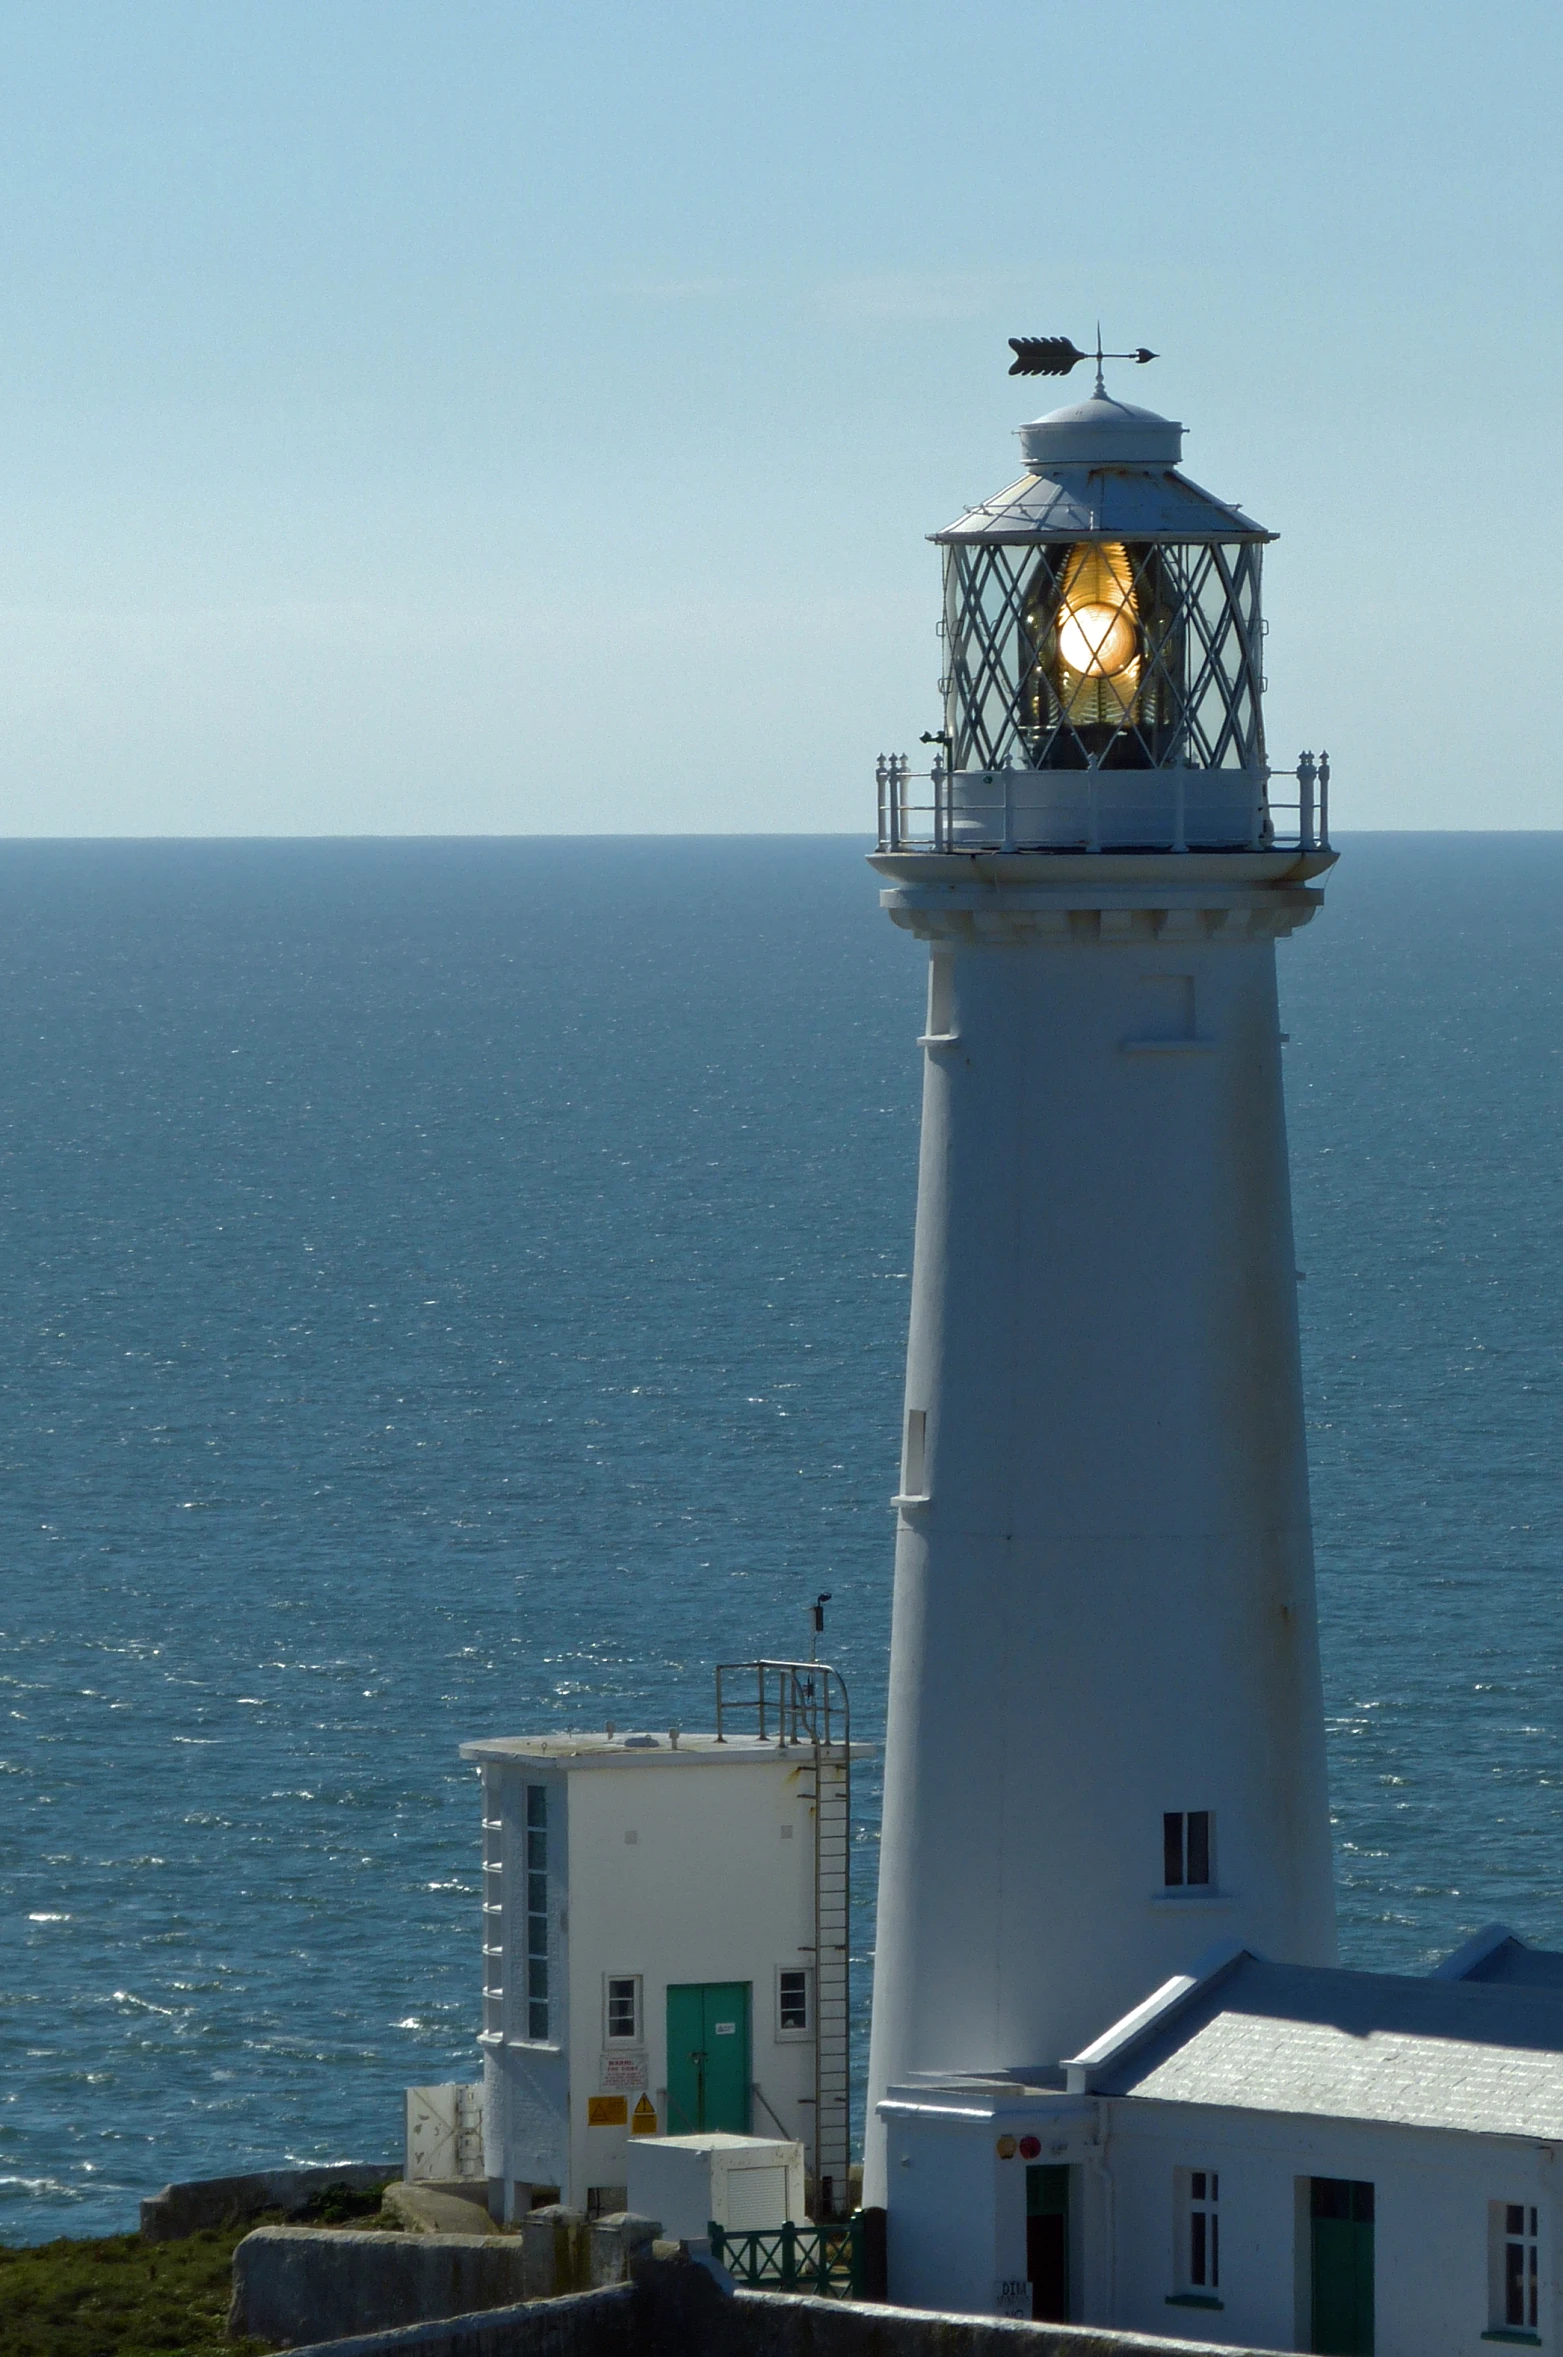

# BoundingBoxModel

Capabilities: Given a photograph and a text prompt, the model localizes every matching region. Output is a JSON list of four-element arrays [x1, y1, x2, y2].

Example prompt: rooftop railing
[[713, 1658, 851, 1753]]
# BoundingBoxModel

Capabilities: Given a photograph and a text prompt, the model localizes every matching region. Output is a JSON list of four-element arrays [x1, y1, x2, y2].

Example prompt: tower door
[[1026, 2164, 1070, 2322], [665, 1983, 751, 2135], [1310, 2178, 1374, 2356]]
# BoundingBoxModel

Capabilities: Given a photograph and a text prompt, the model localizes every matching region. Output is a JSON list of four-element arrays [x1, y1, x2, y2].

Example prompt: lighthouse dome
[[1019, 390, 1184, 469], [934, 382, 1269, 546]]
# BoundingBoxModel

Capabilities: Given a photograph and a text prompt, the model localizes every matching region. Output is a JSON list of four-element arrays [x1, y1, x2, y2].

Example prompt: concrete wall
[[230, 2213, 660, 2347], [724, 2290, 1263, 2357], [276, 2283, 639, 2357], [232, 2229, 533, 2347], [272, 2264, 1269, 2357]]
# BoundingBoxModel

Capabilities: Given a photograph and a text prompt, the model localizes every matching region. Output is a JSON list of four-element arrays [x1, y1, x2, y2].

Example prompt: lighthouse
[[863, 352, 1338, 2207]]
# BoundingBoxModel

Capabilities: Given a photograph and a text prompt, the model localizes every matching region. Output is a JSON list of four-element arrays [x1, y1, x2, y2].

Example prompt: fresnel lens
[[1053, 541, 1140, 716]]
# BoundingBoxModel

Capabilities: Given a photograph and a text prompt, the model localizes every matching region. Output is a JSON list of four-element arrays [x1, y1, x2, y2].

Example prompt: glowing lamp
[[1052, 541, 1140, 717]]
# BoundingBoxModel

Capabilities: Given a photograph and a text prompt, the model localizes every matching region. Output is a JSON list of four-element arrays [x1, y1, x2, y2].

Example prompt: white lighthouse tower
[[863, 353, 1338, 2204]]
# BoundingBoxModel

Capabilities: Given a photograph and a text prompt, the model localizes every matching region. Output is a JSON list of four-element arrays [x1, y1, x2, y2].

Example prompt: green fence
[[707, 2215, 862, 2299]]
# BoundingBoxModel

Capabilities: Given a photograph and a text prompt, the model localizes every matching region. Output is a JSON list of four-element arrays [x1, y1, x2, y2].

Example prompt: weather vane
[[1007, 328, 1157, 388]]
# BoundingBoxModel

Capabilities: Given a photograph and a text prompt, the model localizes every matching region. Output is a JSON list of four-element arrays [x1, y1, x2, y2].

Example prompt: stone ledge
[[140, 2161, 398, 2243]]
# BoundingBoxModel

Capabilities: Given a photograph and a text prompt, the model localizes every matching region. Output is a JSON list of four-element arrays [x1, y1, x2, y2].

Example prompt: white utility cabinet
[[628, 2131, 806, 2242]]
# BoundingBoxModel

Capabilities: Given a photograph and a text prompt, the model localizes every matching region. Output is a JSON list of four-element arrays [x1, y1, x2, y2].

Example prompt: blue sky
[[0, 0, 1556, 834]]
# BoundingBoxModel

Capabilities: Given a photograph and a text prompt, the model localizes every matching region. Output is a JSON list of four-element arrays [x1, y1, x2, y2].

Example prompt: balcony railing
[[876, 752, 1330, 856]]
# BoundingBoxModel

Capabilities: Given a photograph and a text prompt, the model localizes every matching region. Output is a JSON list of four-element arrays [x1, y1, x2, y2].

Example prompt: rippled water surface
[[2, 834, 1561, 2241]]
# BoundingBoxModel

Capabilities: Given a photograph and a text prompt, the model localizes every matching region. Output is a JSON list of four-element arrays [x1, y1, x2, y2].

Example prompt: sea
[[1, 832, 1561, 2245]]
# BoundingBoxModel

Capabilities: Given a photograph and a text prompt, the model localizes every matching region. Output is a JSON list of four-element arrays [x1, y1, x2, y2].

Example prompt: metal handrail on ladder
[[714, 1659, 853, 2220]]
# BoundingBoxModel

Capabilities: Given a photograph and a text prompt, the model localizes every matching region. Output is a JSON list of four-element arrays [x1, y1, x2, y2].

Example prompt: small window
[[1492, 2200, 1540, 2336], [605, 1975, 641, 2044], [1164, 1811, 1213, 1888], [1177, 2168, 1219, 2292], [902, 1409, 927, 1499], [525, 1783, 550, 2041], [926, 953, 954, 1038], [777, 1966, 813, 2039]]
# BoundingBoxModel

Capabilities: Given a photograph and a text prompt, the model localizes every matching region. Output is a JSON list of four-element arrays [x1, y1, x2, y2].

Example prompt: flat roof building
[[457, 1664, 868, 2224]]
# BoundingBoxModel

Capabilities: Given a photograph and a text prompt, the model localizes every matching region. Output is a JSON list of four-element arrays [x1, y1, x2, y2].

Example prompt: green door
[[1026, 2164, 1070, 2322], [666, 1983, 751, 2135], [1311, 2178, 1374, 2356]]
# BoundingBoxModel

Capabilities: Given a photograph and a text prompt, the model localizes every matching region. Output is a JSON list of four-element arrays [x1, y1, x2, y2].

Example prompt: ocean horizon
[[3, 831, 1562, 2243]]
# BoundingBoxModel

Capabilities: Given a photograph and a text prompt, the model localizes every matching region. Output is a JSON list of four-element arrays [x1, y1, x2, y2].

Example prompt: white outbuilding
[[879, 1926, 1563, 2356], [456, 1661, 867, 2225]]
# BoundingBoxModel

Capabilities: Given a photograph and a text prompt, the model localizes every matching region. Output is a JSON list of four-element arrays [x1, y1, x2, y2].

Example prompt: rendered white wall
[[864, 865, 1339, 2205], [564, 1752, 819, 2206], [879, 2079, 1561, 2352], [1105, 2100, 1559, 2357], [882, 2106, 1010, 2316], [879, 2090, 1100, 2317]]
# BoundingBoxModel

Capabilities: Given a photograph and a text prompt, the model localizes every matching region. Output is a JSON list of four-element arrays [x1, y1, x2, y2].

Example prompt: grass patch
[[298, 2183, 386, 2229], [0, 2221, 274, 2357]]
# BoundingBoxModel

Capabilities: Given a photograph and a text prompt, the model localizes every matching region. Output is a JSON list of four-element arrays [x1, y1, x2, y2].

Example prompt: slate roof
[[1093, 1953, 1563, 2142], [1455, 1935, 1563, 1991]]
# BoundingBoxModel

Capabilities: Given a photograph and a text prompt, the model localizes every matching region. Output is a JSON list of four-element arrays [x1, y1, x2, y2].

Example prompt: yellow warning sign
[[630, 2095, 659, 2136], [588, 2095, 628, 2127]]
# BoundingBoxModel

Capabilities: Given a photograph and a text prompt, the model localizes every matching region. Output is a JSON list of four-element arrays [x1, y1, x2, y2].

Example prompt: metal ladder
[[715, 1659, 853, 2220], [803, 1728, 852, 2218]]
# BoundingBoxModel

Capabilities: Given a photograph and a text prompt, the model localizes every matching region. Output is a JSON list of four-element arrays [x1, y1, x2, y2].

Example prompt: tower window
[[1164, 1811, 1213, 1888], [902, 1409, 927, 1499], [1492, 2201, 1539, 2335], [926, 953, 954, 1038], [525, 1783, 550, 2040]]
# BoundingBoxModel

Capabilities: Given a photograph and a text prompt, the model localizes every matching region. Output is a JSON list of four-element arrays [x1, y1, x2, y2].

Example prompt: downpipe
[[1084, 2100, 1116, 2325]]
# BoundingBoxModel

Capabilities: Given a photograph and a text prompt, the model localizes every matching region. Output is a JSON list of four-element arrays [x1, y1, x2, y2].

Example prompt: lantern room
[[878, 379, 1326, 856]]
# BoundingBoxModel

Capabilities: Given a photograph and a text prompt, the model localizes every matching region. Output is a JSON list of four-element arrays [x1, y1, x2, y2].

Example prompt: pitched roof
[[1088, 1952, 1563, 2141], [1467, 1943, 1563, 1991], [1434, 1923, 1563, 1991]]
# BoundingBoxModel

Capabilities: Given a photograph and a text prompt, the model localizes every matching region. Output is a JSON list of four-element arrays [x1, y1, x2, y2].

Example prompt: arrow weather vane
[[1007, 326, 1157, 389]]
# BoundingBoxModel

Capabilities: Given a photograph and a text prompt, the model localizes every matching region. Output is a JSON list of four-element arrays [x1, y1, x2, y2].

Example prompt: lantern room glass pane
[[941, 537, 1265, 778]]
